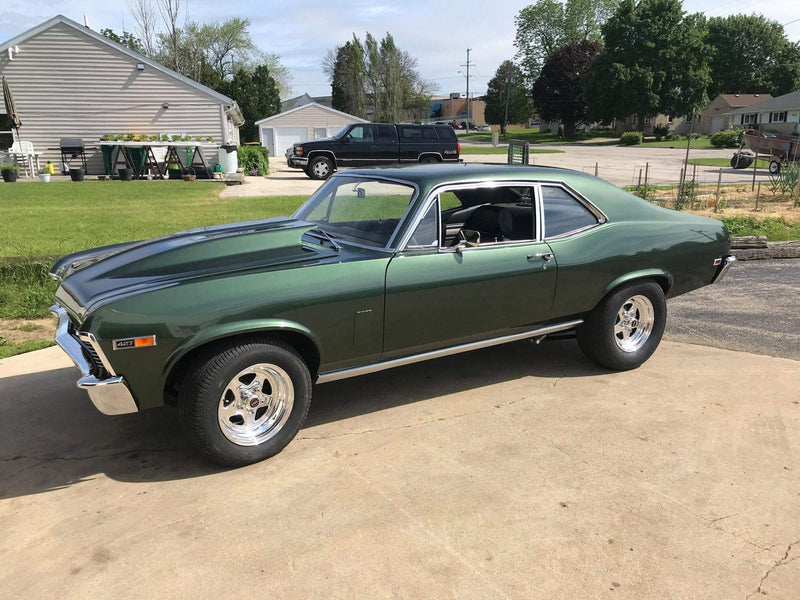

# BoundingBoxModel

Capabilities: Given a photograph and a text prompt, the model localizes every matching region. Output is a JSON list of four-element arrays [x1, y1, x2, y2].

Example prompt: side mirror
[[342, 136, 350, 144]]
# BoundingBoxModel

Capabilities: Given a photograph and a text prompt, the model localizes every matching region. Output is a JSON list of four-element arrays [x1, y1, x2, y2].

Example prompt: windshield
[[294, 176, 416, 248], [331, 126, 351, 139]]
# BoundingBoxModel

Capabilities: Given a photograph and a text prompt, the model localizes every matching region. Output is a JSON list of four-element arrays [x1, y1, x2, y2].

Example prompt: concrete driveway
[[1, 338, 798, 599]]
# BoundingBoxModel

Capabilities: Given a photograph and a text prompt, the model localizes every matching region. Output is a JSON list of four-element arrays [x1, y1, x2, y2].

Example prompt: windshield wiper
[[308, 227, 341, 251]]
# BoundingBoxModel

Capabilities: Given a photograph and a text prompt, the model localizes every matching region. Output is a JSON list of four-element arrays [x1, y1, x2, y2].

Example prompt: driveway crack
[[746, 539, 800, 599]]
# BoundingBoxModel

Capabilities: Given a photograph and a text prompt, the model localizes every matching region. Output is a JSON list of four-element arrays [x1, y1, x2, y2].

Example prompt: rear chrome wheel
[[577, 281, 666, 371], [613, 295, 655, 353]]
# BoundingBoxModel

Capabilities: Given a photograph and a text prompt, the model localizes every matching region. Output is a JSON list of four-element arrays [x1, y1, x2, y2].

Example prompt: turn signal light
[[134, 336, 156, 348]]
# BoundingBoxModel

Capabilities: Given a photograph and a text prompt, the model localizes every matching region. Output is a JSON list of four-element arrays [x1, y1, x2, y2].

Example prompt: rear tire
[[419, 156, 439, 164], [308, 156, 334, 180], [769, 160, 781, 175], [178, 337, 312, 467], [577, 281, 666, 371]]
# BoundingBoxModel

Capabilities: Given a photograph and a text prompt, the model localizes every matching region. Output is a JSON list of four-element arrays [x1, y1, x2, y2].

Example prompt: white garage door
[[273, 127, 309, 157]]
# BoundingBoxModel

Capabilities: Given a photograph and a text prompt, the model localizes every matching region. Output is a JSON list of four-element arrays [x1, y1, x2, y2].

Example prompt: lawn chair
[[8, 140, 40, 177]]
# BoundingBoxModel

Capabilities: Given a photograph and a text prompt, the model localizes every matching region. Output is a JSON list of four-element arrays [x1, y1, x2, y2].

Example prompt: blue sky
[[1, 0, 798, 99]]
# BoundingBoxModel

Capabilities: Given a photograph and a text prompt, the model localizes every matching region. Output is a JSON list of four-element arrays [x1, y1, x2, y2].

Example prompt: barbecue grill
[[59, 138, 87, 173]]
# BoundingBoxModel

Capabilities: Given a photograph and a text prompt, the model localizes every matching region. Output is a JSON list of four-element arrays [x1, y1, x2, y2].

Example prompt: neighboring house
[[615, 114, 689, 135], [281, 93, 333, 112], [697, 94, 771, 134], [255, 102, 369, 157], [726, 90, 800, 135], [0, 15, 243, 173]]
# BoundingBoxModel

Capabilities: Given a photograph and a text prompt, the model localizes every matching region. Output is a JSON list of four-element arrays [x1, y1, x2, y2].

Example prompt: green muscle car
[[50, 164, 735, 466]]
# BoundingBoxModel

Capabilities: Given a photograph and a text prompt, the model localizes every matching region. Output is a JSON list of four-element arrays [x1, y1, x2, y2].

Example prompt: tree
[[484, 61, 533, 134], [220, 65, 281, 143], [128, 0, 158, 57], [514, 0, 618, 82], [326, 32, 431, 122], [583, 0, 710, 128], [100, 28, 145, 54], [706, 15, 800, 97], [329, 37, 366, 118], [531, 40, 602, 138]]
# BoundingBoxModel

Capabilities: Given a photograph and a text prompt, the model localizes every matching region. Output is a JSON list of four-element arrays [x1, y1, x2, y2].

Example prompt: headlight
[[295, 146, 304, 156]]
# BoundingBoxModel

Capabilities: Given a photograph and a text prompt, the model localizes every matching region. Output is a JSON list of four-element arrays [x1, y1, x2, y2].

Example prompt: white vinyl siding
[[0, 22, 234, 173]]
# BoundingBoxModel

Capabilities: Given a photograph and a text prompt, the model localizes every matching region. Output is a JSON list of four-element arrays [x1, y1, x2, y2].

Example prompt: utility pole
[[461, 48, 474, 133], [503, 71, 514, 136]]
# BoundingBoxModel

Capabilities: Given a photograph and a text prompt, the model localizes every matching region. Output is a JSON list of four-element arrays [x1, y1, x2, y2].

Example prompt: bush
[[652, 125, 670, 141], [620, 131, 643, 146], [237, 145, 269, 176], [710, 129, 743, 148]]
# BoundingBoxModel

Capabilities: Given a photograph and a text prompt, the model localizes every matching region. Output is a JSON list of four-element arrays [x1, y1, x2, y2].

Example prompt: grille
[[81, 344, 105, 377]]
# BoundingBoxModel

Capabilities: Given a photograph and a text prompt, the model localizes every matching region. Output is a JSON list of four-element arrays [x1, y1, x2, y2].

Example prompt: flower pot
[[69, 168, 84, 182], [118, 168, 133, 181], [168, 168, 182, 180], [39, 173, 51, 183], [2, 170, 18, 182]]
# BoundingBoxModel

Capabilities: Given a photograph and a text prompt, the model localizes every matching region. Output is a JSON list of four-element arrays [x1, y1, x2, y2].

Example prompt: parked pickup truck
[[286, 123, 460, 179]]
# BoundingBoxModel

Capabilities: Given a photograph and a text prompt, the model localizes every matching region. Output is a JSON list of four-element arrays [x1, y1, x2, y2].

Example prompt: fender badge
[[113, 335, 157, 350]]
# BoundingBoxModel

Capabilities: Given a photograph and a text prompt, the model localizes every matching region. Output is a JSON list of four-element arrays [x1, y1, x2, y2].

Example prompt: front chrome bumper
[[287, 155, 308, 168], [50, 305, 139, 416], [711, 255, 736, 284]]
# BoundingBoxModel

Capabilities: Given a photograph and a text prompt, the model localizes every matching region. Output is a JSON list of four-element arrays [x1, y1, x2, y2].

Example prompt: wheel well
[[418, 153, 442, 162], [307, 150, 336, 168], [606, 275, 671, 302], [163, 330, 321, 406]]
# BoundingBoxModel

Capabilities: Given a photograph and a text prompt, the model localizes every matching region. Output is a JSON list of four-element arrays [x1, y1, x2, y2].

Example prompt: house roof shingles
[[727, 90, 800, 115]]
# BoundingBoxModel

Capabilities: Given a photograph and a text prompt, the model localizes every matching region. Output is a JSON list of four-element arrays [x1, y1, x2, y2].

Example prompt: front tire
[[308, 156, 334, 180], [577, 281, 666, 371], [178, 337, 312, 467]]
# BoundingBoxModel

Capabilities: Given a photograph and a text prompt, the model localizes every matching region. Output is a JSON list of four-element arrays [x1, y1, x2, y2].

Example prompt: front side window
[[542, 186, 598, 238], [346, 125, 374, 142], [294, 176, 415, 247]]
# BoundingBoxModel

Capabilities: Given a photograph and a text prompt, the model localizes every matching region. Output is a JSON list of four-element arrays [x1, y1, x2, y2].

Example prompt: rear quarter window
[[422, 126, 437, 139], [434, 125, 457, 141], [542, 185, 598, 238], [398, 126, 423, 140]]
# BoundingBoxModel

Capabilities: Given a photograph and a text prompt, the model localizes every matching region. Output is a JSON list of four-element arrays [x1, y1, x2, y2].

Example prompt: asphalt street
[[666, 258, 800, 360]]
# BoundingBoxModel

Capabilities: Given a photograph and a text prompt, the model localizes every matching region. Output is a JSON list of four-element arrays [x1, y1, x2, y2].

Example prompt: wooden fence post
[[755, 181, 761, 211], [594, 162, 598, 177], [752, 154, 758, 190], [714, 168, 723, 212], [637, 168, 643, 191], [644, 162, 649, 187]]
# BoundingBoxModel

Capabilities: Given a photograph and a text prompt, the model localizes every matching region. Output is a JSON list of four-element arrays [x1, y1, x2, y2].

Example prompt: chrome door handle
[[527, 252, 553, 261]]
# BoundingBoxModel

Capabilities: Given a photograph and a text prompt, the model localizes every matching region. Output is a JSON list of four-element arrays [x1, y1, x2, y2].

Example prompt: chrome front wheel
[[613, 295, 655, 353], [217, 363, 294, 446]]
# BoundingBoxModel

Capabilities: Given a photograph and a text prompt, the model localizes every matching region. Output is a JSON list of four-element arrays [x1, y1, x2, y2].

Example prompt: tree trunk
[[563, 119, 576, 139]]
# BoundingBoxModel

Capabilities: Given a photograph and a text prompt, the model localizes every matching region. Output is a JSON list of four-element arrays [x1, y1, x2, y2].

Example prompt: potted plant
[[1, 164, 18, 183], [69, 166, 85, 182], [118, 168, 133, 181], [38, 167, 51, 183]]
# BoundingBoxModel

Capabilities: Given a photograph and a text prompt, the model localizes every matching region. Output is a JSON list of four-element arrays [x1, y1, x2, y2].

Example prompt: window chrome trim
[[397, 179, 544, 252], [316, 319, 584, 384]]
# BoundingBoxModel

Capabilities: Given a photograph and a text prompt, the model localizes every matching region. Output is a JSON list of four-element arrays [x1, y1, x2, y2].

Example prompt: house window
[[769, 112, 787, 123], [742, 114, 757, 125]]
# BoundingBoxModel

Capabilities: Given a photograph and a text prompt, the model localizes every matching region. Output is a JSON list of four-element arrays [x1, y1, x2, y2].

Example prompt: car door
[[338, 124, 377, 166], [382, 185, 558, 359], [375, 124, 399, 164]]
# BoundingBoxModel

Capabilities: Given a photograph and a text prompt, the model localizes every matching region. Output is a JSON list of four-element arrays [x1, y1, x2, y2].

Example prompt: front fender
[[162, 318, 323, 381]]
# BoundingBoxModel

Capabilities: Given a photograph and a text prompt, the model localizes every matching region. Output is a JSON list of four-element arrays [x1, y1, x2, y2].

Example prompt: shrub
[[652, 125, 670, 141], [237, 145, 269, 176], [710, 129, 743, 148], [620, 131, 643, 146]]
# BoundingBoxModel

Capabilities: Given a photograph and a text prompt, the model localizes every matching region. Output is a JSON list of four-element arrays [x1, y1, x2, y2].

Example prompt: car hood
[[52, 217, 346, 317]]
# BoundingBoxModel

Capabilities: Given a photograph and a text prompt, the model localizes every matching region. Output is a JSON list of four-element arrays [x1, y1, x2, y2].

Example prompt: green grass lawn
[[687, 157, 768, 169], [639, 136, 715, 149], [0, 181, 307, 257], [459, 146, 564, 155], [720, 216, 800, 242], [460, 129, 613, 145], [0, 181, 308, 321]]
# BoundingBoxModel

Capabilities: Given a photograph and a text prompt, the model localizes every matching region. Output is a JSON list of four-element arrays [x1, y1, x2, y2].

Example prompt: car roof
[[338, 163, 582, 187]]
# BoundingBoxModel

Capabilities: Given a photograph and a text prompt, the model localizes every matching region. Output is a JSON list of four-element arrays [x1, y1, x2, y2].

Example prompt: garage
[[256, 100, 369, 157]]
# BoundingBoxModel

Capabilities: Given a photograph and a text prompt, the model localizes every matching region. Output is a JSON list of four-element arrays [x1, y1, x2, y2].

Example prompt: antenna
[[84, 15, 89, 28]]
